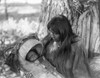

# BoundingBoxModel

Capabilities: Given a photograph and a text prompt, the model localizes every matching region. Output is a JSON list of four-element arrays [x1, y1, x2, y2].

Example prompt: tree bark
[[39, 0, 100, 54]]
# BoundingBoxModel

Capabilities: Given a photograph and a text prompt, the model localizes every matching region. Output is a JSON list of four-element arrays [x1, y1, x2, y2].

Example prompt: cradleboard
[[18, 35, 44, 71], [5, 35, 44, 73]]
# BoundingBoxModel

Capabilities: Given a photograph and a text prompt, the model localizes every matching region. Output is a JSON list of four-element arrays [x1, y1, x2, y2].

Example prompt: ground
[[0, 55, 100, 78]]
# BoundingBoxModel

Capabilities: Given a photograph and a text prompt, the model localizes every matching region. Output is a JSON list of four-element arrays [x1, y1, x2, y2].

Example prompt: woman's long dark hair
[[47, 15, 77, 57]]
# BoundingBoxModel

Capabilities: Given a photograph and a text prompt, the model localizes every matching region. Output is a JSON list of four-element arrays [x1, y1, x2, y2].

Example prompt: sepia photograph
[[0, 0, 100, 78]]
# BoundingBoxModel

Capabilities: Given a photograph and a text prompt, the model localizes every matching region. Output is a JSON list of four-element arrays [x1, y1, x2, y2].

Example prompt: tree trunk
[[39, 0, 100, 54]]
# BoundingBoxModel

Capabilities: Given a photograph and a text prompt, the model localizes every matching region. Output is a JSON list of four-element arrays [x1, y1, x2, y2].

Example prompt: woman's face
[[49, 28, 60, 42]]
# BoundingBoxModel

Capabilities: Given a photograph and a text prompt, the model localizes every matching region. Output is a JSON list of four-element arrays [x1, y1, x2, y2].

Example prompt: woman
[[42, 15, 94, 78]]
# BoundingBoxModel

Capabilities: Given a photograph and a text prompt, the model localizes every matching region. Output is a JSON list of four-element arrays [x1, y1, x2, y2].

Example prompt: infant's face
[[26, 50, 38, 62]]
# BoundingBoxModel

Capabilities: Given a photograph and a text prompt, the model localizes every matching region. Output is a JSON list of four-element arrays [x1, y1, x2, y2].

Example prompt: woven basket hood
[[19, 39, 43, 60]]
